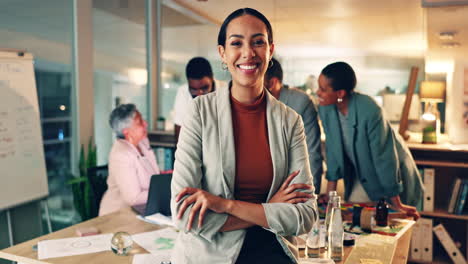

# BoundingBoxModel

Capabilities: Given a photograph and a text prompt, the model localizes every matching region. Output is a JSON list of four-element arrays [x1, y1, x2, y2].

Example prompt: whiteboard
[[0, 51, 48, 210]]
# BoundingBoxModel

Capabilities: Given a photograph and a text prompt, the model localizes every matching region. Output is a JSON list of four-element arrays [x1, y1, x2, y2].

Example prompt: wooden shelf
[[148, 130, 176, 148], [148, 130, 175, 136], [415, 160, 468, 168], [420, 209, 468, 221], [151, 142, 176, 148]]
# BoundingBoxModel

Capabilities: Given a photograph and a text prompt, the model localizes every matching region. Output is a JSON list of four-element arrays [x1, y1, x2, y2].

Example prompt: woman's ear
[[337, 89, 347, 99], [269, 43, 275, 61], [122, 128, 130, 140], [217, 45, 226, 62]]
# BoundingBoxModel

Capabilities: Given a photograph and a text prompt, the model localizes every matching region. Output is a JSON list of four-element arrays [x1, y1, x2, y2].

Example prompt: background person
[[99, 104, 160, 216], [265, 58, 323, 193], [171, 8, 318, 264], [316, 61, 423, 219], [172, 57, 223, 142]]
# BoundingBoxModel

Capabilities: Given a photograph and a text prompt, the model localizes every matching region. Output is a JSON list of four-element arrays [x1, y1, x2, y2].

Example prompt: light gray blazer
[[279, 86, 323, 193], [171, 85, 318, 264]]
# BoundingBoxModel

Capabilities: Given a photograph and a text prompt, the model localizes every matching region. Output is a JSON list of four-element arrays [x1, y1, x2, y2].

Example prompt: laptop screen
[[143, 173, 172, 216]]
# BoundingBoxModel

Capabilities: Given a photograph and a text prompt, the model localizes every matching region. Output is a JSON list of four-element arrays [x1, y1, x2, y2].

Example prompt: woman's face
[[316, 74, 340, 106], [218, 14, 274, 89], [126, 111, 147, 144]]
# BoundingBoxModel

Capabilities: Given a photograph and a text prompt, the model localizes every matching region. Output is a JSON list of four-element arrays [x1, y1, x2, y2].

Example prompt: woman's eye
[[230, 41, 241, 46], [253, 39, 266, 46]]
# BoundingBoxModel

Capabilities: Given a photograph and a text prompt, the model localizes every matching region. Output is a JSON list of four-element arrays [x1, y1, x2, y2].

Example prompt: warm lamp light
[[419, 81, 445, 102], [419, 81, 445, 144]]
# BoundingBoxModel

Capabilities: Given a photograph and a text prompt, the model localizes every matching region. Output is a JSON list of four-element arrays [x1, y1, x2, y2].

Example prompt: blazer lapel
[[265, 92, 287, 201], [216, 86, 236, 197], [347, 93, 358, 159]]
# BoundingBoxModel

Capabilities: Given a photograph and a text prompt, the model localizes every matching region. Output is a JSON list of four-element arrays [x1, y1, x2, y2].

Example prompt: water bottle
[[306, 219, 320, 258], [306, 199, 320, 258], [328, 196, 344, 261], [324, 191, 337, 251]]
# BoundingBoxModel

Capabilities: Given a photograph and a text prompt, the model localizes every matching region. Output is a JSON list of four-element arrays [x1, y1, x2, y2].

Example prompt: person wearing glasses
[[172, 57, 226, 142], [265, 58, 323, 194]]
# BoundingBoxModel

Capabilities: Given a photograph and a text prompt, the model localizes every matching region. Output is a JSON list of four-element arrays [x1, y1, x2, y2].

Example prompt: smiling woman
[[170, 7, 319, 264]]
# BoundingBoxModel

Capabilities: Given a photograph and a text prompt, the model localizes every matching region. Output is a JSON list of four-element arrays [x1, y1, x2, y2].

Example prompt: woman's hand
[[390, 195, 420, 220], [175, 187, 229, 230], [269, 170, 313, 204], [396, 203, 420, 220]]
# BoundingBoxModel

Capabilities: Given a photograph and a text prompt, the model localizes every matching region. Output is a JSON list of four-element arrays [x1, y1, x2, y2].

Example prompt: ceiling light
[[441, 42, 461, 48], [438, 31, 456, 40]]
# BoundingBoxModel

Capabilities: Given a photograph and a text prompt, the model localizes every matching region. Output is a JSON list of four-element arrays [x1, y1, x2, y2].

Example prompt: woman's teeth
[[238, 64, 257, 70]]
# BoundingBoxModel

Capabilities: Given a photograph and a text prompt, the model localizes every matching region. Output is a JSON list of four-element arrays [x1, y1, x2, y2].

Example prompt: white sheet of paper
[[132, 228, 177, 262], [133, 253, 171, 264], [38, 233, 113, 260], [136, 213, 175, 227], [145, 213, 175, 227]]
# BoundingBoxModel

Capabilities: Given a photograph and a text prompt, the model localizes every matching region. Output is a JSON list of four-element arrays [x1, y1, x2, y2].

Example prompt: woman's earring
[[337, 97, 343, 103], [221, 62, 228, 71], [268, 60, 274, 68]]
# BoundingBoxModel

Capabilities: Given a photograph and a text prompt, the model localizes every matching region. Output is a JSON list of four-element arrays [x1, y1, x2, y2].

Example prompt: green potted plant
[[68, 138, 97, 221]]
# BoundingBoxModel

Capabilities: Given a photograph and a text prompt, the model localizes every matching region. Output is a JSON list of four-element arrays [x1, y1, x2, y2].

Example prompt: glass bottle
[[324, 191, 337, 251], [376, 197, 389, 227], [306, 218, 320, 258], [328, 196, 343, 262]]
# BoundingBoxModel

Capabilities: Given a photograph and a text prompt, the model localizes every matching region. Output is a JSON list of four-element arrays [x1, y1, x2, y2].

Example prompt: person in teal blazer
[[317, 61, 423, 219]]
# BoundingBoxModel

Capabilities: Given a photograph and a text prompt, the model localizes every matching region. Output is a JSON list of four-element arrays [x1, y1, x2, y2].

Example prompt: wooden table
[[0, 207, 160, 264], [0, 208, 414, 264], [301, 219, 414, 264]]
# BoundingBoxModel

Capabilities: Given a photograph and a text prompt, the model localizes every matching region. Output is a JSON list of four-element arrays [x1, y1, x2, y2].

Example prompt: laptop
[[132, 173, 172, 217]]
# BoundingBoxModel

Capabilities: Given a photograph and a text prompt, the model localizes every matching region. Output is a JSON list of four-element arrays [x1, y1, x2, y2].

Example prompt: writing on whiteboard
[[0, 63, 23, 73]]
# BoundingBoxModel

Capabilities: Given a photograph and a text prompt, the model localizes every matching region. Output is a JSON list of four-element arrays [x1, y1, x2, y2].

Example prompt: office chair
[[87, 165, 109, 218]]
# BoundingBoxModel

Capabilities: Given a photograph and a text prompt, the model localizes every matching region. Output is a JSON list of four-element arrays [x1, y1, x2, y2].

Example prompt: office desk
[[0, 207, 160, 264], [1, 208, 413, 264]]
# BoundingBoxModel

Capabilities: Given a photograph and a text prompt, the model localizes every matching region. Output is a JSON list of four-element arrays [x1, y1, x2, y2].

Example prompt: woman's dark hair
[[321, 61, 357, 93], [217, 8, 273, 47], [186, 57, 213, 80]]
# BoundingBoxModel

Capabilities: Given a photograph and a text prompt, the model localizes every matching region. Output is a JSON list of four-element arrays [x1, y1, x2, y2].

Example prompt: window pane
[[160, 5, 222, 125], [93, 0, 148, 165], [0, 0, 76, 231]]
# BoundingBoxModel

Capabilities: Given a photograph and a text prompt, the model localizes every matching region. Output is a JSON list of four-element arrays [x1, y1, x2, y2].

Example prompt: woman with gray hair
[[99, 104, 160, 216]]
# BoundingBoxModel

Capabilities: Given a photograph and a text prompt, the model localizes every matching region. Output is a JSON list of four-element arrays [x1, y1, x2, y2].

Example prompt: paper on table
[[133, 254, 171, 264], [132, 228, 177, 262], [344, 234, 397, 264], [38, 233, 113, 259]]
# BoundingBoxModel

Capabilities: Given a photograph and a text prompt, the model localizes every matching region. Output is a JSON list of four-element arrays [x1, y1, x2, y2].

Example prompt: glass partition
[[0, 0, 76, 230], [93, 0, 148, 165]]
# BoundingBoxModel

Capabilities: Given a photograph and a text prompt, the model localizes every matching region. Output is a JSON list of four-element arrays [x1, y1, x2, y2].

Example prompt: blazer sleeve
[[262, 115, 319, 236], [171, 100, 228, 242], [301, 99, 323, 191], [110, 151, 148, 206], [367, 108, 402, 197]]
